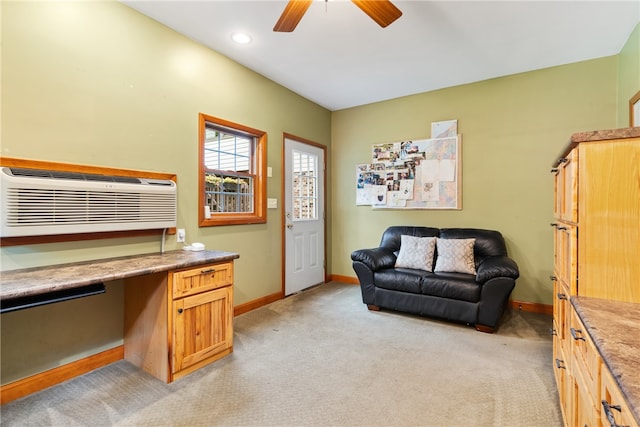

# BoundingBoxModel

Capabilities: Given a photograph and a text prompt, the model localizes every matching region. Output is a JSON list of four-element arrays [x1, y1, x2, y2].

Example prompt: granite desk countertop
[[0, 249, 240, 301], [571, 296, 640, 423]]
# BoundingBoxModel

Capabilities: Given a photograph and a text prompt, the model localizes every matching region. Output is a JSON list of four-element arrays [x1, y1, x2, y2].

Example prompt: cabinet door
[[570, 309, 601, 398], [574, 367, 600, 427], [554, 224, 577, 295], [578, 139, 640, 303], [553, 279, 569, 343], [172, 262, 233, 298], [601, 366, 638, 427], [553, 326, 570, 426], [562, 149, 578, 223], [554, 149, 578, 223], [172, 286, 233, 374], [553, 166, 563, 219]]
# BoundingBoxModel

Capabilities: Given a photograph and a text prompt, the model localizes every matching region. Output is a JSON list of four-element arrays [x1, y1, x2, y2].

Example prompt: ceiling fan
[[273, 0, 402, 32]]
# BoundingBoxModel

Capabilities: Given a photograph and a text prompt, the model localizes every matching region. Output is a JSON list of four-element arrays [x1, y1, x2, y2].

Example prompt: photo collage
[[356, 120, 461, 209]]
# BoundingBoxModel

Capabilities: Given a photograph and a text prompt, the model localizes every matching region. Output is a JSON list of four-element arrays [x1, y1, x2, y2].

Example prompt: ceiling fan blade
[[351, 0, 402, 28], [274, 0, 313, 32]]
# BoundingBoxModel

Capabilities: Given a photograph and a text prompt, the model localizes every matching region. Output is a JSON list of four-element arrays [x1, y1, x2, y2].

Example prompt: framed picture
[[630, 90, 640, 127]]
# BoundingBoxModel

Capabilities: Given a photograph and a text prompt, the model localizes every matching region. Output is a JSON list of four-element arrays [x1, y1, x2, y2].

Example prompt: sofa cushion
[[421, 272, 482, 302], [395, 235, 436, 271], [379, 226, 440, 253], [434, 238, 476, 274], [374, 269, 423, 294], [440, 228, 507, 261]]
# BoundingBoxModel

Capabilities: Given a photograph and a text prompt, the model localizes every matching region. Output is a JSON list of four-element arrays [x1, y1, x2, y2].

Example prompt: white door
[[284, 137, 325, 295]]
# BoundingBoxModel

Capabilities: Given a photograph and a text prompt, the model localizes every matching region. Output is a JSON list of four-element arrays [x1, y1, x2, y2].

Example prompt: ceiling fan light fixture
[[231, 32, 252, 44]]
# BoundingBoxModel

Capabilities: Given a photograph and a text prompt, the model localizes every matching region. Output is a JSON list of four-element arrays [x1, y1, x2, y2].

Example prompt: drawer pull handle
[[570, 327, 586, 341], [550, 168, 558, 173], [201, 268, 216, 274], [601, 400, 623, 427], [550, 275, 557, 281], [557, 293, 567, 301], [555, 358, 566, 369], [177, 308, 183, 314], [550, 222, 558, 227], [557, 226, 567, 231]]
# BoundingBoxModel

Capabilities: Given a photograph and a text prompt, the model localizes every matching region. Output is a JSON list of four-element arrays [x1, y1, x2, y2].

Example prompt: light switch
[[267, 198, 278, 209], [267, 166, 273, 178]]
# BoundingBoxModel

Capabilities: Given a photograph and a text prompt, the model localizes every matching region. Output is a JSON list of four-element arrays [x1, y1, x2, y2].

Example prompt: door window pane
[[292, 150, 318, 221]]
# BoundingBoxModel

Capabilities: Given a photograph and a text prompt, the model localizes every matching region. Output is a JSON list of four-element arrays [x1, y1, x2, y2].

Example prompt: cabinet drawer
[[600, 365, 637, 427], [570, 309, 601, 399], [171, 262, 233, 298]]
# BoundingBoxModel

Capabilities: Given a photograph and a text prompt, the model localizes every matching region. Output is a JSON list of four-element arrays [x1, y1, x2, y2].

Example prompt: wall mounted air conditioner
[[1, 167, 177, 238]]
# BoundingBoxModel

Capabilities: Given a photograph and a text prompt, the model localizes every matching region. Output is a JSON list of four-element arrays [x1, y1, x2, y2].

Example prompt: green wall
[[331, 57, 618, 305], [617, 22, 640, 127], [0, 1, 331, 383]]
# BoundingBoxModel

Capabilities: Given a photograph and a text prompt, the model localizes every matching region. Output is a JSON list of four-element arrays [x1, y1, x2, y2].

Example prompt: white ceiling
[[123, 1, 640, 111]]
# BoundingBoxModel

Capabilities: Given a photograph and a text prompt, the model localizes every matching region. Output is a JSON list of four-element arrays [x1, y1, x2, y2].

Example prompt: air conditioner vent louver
[[1, 167, 177, 238], [10, 168, 142, 184]]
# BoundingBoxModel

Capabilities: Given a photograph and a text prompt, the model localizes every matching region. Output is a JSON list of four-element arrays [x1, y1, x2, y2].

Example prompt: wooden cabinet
[[124, 261, 234, 383], [552, 130, 640, 426], [170, 264, 233, 380]]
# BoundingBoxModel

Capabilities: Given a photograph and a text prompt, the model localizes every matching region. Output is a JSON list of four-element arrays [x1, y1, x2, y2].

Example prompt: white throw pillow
[[395, 235, 437, 271], [434, 238, 476, 274]]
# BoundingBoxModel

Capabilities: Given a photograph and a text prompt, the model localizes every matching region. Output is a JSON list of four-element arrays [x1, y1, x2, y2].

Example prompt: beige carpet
[[1, 282, 562, 426]]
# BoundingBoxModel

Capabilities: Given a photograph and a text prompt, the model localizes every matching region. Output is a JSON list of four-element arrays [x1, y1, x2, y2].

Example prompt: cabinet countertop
[[553, 126, 640, 166], [0, 250, 240, 301], [571, 296, 640, 423]]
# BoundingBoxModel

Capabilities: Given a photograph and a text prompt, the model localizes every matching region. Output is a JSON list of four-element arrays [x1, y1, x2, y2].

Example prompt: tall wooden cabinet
[[124, 260, 234, 383], [551, 128, 640, 426]]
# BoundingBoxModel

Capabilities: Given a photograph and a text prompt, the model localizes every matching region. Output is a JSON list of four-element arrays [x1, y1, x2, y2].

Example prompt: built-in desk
[[0, 249, 239, 402]]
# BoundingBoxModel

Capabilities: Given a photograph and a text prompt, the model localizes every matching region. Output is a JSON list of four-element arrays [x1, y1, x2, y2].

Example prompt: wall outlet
[[177, 228, 186, 243]]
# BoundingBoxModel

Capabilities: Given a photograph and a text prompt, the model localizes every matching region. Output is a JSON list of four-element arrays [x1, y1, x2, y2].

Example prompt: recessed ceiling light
[[231, 32, 252, 45]]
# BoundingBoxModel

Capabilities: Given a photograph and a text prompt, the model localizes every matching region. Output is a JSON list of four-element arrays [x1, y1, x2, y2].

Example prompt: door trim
[[281, 133, 328, 296]]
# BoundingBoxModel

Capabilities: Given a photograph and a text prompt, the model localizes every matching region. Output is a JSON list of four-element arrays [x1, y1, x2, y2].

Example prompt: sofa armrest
[[351, 247, 397, 271], [476, 256, 520, 283]]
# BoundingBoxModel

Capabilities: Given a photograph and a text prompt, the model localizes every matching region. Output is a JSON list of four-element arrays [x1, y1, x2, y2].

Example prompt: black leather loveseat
[[351, 226, 519, 332]]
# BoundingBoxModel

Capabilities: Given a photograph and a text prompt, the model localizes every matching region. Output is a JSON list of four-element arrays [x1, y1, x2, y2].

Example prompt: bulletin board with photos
[[356, 120, 461, 210]]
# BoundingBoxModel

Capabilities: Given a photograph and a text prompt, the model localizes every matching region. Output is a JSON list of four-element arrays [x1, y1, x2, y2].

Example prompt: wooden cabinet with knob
[[124, 260, 234, 383], [552, 128, 640, 426], [170, 263, 233, 380]]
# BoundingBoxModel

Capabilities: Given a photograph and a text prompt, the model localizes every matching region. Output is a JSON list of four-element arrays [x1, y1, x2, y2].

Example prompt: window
[[199, 114, 266, 226]]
